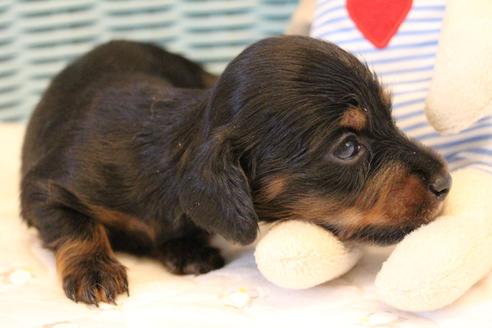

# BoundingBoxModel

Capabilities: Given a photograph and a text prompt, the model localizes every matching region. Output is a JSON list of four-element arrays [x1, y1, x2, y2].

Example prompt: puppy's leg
[[156, 230, 225, 275], [21, 178, 128, 305], [55, 225, 128, 305]]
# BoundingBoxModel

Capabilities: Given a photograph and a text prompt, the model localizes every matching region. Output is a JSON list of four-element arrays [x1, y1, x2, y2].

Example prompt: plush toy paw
[[376, 213, 492, 311], [376, 168, 492, 311], [255, 220, 362, 289], [426, 0, 492, 133]]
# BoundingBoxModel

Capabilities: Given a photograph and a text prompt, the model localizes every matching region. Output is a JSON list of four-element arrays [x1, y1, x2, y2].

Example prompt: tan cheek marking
[[340, 107, 367, 130], [356, 164, 434, 226], [288, 196, 341, 223], [353, 163, 410, 226], [262, 176, 288, 201], [356, 164, 407, 208], [90, 205, 157, 241], [312, 164, 412, 240], [387, 175, 439, 223], [335, 208, 364, 227], [385, 175, 428, 222], [285, 162, 439, 240], [289, 199, 366, 240]]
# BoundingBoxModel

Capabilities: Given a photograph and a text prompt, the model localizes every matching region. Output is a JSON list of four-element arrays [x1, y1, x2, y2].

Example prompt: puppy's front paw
[[61, 256, 128, 306], [158, 238, 225, 275]]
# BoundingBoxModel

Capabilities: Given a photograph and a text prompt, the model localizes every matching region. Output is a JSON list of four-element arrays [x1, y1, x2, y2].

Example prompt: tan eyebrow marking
[[340, 107, 368, 131], [381, 88, 392, 108]]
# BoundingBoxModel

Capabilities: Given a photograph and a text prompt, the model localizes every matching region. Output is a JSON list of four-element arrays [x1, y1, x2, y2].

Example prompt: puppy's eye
[[333, 136, 362, 160], [346, 98, 359, 107]]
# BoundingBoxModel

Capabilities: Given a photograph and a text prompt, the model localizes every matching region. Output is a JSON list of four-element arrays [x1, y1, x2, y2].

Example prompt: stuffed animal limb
[[425, 0, 492, 133], [375, 167, 492, 311], [255, 220, 362, 289]]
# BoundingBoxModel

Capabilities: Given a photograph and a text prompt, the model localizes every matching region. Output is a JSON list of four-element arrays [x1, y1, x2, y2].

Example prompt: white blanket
[[1, 123, 491, 327]]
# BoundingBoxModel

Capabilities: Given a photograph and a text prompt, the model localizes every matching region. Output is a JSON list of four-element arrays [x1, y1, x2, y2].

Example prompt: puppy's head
[[179, 36, 450, 245]]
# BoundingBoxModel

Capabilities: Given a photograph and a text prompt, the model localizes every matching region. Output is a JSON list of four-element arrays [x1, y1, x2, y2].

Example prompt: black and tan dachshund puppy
[[20, 36, 451, 305]]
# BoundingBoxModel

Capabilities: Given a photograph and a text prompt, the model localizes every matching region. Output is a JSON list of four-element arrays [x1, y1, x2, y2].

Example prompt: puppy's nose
[[429, 172, 452, 200]]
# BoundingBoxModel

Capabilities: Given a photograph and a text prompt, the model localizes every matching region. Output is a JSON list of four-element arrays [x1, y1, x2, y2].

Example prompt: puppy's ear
[[178, 133, 258, 245]]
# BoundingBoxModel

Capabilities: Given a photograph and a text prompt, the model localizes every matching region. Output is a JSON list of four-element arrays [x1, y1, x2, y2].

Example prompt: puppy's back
[[21, 40, 215, 175]]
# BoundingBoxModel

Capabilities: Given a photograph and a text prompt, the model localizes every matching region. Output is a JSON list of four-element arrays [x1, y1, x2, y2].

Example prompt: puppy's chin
[[318, 200, 445, 246], [350, 224, 423, 245], [321, 223, 422, 246], [426, 201, 445, 223]]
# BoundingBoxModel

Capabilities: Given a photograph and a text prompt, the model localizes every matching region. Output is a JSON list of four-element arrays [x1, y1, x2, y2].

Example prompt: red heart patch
[[346, 0, 413, 49]]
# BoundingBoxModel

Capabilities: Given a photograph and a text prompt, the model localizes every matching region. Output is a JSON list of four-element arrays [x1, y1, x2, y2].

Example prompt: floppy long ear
[[178, 134, 258, 245]]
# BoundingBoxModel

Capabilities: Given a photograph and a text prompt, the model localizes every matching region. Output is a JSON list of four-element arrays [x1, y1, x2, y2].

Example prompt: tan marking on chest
[[90, 205, 157, 241]]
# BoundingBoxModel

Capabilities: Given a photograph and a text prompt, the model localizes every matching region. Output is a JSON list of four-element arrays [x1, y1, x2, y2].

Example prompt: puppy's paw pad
[[161, 246, 225, 275], [62, 258, 128, 305], [182, 246, 225, 274]]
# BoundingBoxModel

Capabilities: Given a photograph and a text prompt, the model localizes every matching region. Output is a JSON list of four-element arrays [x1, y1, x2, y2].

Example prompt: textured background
[[0, 0, 298, 122]]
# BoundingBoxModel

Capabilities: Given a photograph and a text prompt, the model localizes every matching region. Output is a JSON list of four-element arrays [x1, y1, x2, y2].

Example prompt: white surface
[[1, 123, 492, 327]]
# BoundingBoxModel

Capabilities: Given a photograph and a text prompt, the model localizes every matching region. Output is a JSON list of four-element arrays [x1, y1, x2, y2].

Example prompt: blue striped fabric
[[0, 0, 298, 121], [311, 0, 492, 174]]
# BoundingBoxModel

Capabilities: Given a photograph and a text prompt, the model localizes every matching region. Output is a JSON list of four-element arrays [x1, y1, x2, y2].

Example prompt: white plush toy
[[256, 0, 492, 312], [255, 220, 362, 289]]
